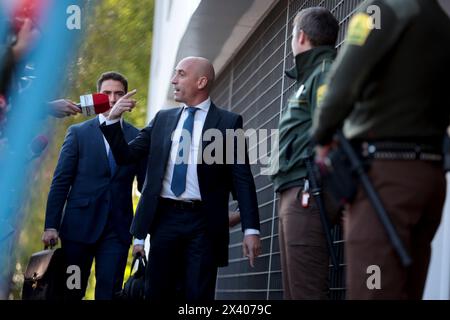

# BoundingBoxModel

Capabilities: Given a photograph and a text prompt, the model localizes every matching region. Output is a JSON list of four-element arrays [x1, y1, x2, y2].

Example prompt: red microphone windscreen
[[92, 93, 110, 114], [79, 93, 110, 116]]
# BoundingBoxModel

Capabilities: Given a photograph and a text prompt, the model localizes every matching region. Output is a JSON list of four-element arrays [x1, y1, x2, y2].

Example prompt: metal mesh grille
[[211, 0, 364, 300]]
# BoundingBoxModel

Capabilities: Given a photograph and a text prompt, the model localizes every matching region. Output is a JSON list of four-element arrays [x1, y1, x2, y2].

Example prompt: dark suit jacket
[[100, 103, 260, 266], [45, 117, 146, 245]]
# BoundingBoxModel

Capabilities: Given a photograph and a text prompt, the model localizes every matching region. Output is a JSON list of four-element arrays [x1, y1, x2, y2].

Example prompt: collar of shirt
[[182, 97, 211, 113], [98, 113, 123, 127]]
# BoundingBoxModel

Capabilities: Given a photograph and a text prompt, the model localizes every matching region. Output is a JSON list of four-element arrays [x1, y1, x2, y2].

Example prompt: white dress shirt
[[159, 98, 210, 200], [104, 98, 259, 245]]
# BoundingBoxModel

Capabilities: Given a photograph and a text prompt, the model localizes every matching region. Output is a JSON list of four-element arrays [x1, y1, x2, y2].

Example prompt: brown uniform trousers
[[278, 185, 339, 299], [345, 160, 445, 299]]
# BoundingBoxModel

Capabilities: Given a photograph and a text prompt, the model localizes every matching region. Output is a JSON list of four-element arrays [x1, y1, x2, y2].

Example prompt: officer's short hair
[[97, 71, 128, 93], [293, 7, 339, 47]]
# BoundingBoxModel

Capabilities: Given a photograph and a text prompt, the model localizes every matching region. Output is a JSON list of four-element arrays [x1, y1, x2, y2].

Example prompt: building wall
[[147, 0, 202, 120], [211, 0, 364, 300]]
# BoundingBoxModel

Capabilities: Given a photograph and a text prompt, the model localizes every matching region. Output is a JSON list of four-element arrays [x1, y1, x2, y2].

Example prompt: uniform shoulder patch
[[316, 84, 327, 107], [346, 12, 373, 46]]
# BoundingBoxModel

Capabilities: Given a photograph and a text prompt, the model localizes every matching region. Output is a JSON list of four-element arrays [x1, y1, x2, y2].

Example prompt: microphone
[[28, 134, 48, 161], [77, 93, 110, 116]]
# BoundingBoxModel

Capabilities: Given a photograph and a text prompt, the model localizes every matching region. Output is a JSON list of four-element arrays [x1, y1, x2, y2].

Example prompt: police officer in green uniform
[[269, 7, 339, 299], [312, 0, 450, 299]]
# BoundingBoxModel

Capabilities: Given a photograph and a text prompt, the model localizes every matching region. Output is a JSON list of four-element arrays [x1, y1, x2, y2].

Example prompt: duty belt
[[360, 141, 442, 161]]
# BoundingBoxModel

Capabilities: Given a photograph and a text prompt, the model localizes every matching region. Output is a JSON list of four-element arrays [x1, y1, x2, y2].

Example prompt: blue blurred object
[[0, 0, 84, 297]]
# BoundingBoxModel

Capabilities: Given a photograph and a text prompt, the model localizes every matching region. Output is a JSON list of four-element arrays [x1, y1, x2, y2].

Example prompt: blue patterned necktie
[[171, 107, 198, 197], [107, 147, 117, 176]]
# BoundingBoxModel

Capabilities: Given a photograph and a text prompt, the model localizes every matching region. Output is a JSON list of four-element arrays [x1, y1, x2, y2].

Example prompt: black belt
[[360, 141, 442, 161], [159, 197, 203, 210]]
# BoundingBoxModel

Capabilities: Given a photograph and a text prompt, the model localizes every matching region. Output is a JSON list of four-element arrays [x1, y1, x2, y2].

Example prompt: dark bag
[[116, 254, 147, 300], [22, 245, 65, 300]]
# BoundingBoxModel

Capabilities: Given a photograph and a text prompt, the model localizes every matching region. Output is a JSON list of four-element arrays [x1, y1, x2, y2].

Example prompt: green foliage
[[10, 0, 154, 300], [70, 0, 154, 128]]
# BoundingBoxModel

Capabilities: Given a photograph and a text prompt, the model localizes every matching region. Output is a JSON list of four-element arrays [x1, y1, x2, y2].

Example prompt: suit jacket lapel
[[161, 107, 183, 162], [198, 103, 221, 199], [201, 103, 221, 152]]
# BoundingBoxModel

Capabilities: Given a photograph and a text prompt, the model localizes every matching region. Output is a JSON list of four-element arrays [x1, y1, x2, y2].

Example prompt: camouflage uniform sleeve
[[311, 0, 419, 145]]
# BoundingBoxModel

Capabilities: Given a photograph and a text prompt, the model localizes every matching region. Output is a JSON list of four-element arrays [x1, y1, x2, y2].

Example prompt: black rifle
[[334, 131, 412, 267], [305, 154, 339, 271]]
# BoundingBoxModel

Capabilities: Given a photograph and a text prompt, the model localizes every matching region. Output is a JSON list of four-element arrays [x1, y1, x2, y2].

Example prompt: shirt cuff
[[45, 228, 58, 232], [133, 239, 145, 246], [104, 118, 120, 126], [244, 228, 260, 236]]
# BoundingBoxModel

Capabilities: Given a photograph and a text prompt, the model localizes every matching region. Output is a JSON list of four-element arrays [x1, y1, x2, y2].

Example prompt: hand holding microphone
[[48, 99, 80, 118], [48, 93, 112, 118], [48, 90, 137, 119], [107, 89, 137, 121], [50, 93, 111, 117]]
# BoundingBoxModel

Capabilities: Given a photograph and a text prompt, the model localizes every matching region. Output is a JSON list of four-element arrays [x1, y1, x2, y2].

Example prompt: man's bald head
[[178, 57, 215, 89], [171, 57, 216, 106]]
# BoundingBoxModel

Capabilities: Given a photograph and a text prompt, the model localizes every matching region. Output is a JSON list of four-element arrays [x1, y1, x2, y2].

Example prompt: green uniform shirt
[[271, 46, 336, 192], [312, 0, 450, 146]]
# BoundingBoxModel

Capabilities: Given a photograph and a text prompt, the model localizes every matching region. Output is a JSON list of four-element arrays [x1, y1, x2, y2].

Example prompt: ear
[[299, 30, 312, 47], [197, 76, 208, 90], [299, 30, 307, 45]]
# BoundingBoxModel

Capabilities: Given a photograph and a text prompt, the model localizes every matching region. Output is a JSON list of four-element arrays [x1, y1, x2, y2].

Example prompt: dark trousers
[[145, 201, 218, 302], [61, 220, 129, 300], [278, 186, 331, 300], [345, 160, 445, 299]]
